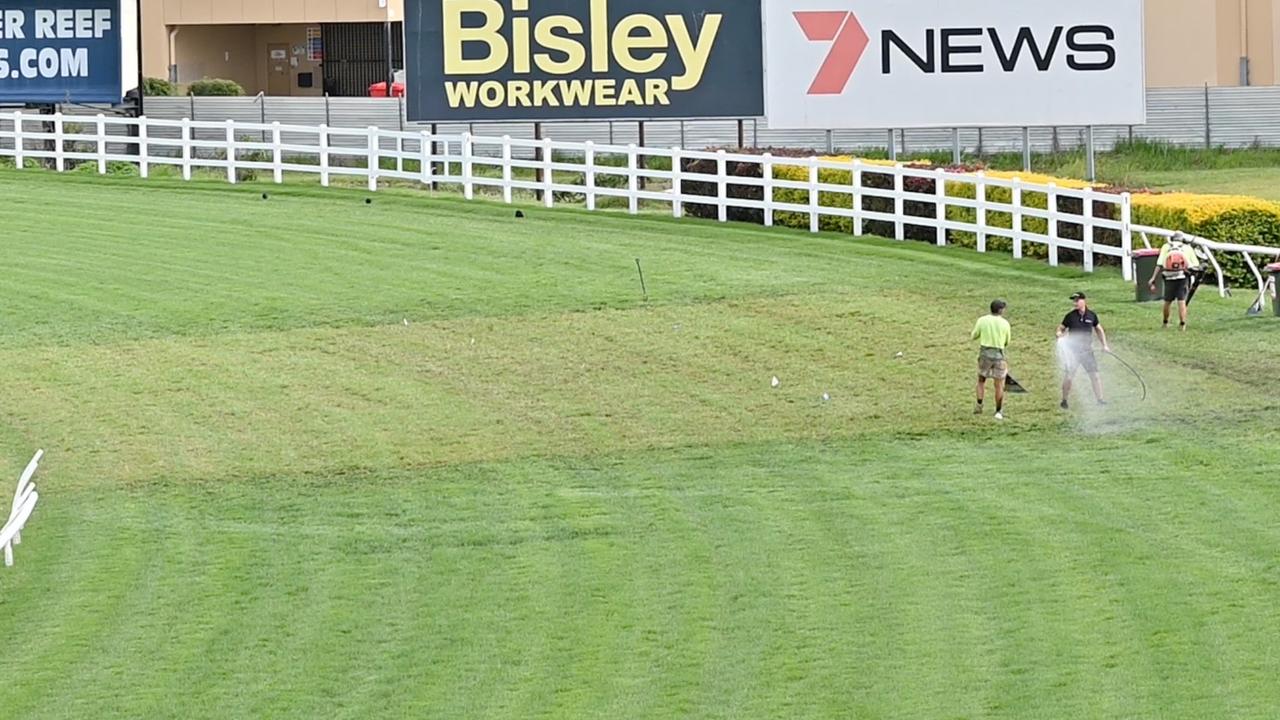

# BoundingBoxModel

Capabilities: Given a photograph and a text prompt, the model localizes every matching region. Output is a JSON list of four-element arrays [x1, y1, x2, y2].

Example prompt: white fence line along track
[[4, 110, 1279, 291]]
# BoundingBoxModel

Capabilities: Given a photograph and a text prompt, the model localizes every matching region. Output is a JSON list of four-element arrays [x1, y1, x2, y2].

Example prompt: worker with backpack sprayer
[[1147, 232, 1204, 331]]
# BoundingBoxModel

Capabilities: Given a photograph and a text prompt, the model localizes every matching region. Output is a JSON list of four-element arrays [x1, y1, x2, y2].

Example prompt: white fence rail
[[3, 450, 43, 568], [1, 110, 1146, 281], [1132, 224, 1280, 303]]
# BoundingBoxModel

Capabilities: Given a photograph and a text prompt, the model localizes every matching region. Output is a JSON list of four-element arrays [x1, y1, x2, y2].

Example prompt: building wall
[[155, 0, 400, 24], [142, 0, 1280, 91], [1144, 0, 1217, 87], [253, 25, 325, 97], [170, 24, 325, 96], [172, 24, 256, 89]]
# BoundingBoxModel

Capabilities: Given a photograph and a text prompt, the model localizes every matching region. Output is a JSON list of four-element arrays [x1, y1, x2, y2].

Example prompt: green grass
[[1, 169, 1279, 718]]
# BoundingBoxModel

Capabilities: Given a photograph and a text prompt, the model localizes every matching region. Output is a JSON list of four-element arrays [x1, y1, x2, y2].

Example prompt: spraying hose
[[1104, 350, 1148, 402]]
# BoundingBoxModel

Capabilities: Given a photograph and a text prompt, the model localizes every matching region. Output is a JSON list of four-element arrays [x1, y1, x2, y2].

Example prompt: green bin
[[1268, 263, 1280, 317], [1133, 248, 1163, 302]]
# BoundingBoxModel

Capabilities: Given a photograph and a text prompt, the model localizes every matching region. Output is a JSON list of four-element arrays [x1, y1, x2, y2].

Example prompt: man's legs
[[1061, 364, 1077, 408], [975, 375, 986, 413], [1089, 372, 1106, 404], [1178, 299, 1189, 329], [994, 377, 1006, 416], [1162, 300, 1173, 327]]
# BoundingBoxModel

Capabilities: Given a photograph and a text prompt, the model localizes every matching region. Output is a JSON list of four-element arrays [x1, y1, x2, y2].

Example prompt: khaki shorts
[[978, 348, 1008, 380]]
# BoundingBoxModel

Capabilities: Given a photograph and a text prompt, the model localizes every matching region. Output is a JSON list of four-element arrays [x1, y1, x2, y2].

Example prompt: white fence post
[[627, 143, 638, 215], [542, 137, 553, 208], [138, 117, 149, 179], [367, 126, 379, 192], [97, 114, 107, 174], [717, 150, 729, 223], [272, 122, 283, 184], [420, 130, 433, 187], [1047, 183, 1059, 266], [934, 168, 946, 246], [53, 112, 65, 173], [181, 118, 192, 181], [501, 135, 513, 204], [396, 135, 404, 175], [585, 141, 597, 211], [762, 153, 775, 228], [671, 147, 682, 218], [12, 111, 23, 168], [462, 133, 474, 200], [976, 171, 987, 253], [807, 157, 820, 233], [1011, 178, 1023, 260], [851, 159, 863, 236], [319, 125, 330, 187], [1121, 192, 1134, 281], [1083, 190, 1095, 272], [225, 119, 236, 184], [893, 164, 905, 241]]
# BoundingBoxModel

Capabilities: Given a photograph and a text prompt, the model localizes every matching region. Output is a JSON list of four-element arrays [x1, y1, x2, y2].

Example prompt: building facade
[[140, 0, 404, 97], [140, 0, 1280, 97]]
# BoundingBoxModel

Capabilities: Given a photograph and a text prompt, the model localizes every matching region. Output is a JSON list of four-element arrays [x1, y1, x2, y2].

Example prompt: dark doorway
[[321, 22, 404, 97]]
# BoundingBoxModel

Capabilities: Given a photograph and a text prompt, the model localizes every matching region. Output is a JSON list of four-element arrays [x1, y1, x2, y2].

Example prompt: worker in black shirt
[[1057, 292, 1111, 410]]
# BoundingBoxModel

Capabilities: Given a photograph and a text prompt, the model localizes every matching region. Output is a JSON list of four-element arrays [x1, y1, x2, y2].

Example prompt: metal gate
[[321, 23, 404, 97]]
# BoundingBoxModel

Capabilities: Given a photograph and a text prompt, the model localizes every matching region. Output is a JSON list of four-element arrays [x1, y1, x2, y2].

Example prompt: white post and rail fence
[[3, 111, 1278, 297], [2, 451, 43, 571]]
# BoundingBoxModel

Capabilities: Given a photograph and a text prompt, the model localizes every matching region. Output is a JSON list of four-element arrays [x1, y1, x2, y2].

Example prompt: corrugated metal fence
[[4, 85, 1280, 157]]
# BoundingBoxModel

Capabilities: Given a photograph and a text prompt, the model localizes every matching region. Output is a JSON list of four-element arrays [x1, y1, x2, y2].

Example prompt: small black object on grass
[[365, 198, 373, 205], [261, 192, 269, 201], [515, 210, 525, 219]]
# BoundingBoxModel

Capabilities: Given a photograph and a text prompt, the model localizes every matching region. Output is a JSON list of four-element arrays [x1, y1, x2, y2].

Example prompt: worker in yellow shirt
[[971, 299, 1012, 421], [1146, 232, 1203, 331]]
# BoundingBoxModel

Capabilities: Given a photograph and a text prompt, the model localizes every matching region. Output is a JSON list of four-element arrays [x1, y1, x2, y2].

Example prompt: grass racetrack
[[1, 170, 1279, 718]]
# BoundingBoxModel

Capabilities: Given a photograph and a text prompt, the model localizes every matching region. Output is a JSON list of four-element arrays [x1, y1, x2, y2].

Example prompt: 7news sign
[[763, 0, 1145, 129]]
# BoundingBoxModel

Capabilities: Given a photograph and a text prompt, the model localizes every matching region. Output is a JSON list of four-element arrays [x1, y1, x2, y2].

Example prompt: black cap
[[990, 299, 1007, 314], [1070, 292, 1087, 301]]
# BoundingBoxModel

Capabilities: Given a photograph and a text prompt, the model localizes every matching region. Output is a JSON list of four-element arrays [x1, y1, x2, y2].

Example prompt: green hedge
[[143, 77, 177, 96], [189, 78, 245, 96]]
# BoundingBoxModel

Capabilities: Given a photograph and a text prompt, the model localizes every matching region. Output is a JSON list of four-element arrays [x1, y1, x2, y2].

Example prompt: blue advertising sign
[[0, 0, 123, 104]]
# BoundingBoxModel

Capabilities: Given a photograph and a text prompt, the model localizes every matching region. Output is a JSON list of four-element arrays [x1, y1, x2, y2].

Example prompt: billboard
[[763, 0, 1146, 129], [0, 0, 131, 105], [404, 0, 764, 122]]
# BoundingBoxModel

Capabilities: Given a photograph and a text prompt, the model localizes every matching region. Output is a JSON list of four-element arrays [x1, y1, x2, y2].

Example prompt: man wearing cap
[[972, 299, 1012, 421], [1057, 292, 1111, 410], [1146, 231, 1201, 331]]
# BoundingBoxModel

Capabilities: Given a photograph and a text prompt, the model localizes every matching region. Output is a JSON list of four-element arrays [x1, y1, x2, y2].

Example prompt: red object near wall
[[369, 82, 406, 98]]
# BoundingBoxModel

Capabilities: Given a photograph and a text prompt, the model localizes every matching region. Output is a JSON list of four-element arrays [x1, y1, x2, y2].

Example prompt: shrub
[[188, 78, 245, 97], [944, 170, 1120, 265], [70, 160, 140, 177], [552, 167, 629, 205], [771, 156, 942, 241], [0, 157, 43, 170], [143, 77, 177, 96]]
